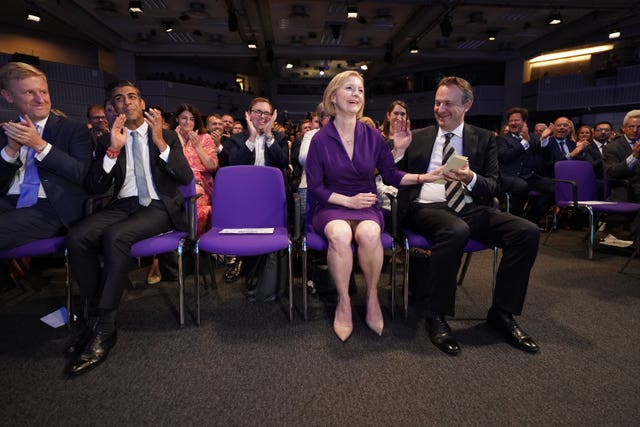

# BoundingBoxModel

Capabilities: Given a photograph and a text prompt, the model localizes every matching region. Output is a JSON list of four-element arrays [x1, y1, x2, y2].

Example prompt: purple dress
[[306, 120, 406, 234]]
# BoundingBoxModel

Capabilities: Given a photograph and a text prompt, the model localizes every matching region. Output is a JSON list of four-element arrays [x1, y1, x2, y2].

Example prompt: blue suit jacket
[[0, 113, 92, 227]]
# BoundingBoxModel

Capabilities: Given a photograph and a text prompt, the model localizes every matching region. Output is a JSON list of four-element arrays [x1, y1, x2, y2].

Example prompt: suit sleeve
[[469, 131, 499, 199], [158, 129, 193, 185], [265, 133, 289, 169], [603, 142, 634, 179], [35, 121, 92, 186], [497, 135, 525, 164]]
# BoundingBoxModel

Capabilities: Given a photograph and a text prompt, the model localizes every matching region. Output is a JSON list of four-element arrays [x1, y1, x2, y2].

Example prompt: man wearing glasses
[[228, 97, 288, 169]]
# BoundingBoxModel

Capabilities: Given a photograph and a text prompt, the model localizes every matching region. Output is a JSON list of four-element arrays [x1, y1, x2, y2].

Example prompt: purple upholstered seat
[[549, 160, 640, 259], [195, 166, 293, 323], [130, 179, 198, 326], [0, 236, 71, 326], [400, 228, 497, 319], [300, 192, 398, 321]]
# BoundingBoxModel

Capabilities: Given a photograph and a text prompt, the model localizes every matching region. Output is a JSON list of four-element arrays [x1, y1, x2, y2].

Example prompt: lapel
[[410, 126, 437, 172], [42, 114, 61, 143], [462, 124, 478, 160]]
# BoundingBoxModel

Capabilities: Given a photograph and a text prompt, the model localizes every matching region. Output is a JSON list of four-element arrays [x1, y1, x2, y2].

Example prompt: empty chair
[[546, 160, 640, 259], [194, 166, 293, 323]]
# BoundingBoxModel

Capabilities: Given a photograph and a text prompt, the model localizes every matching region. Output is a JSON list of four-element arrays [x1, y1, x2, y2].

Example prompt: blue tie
[[16, 124, 42, 208]]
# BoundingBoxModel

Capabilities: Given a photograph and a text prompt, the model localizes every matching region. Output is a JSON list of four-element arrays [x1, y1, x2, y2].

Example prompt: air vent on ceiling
[[167, 32, 195, 43]]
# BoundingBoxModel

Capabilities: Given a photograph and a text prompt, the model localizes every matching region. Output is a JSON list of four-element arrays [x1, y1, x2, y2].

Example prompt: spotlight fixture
[[128, 1, 143, 14], [25, 9, 41, 22], [410, 44, 418, 54], [247, 40, 257, 49], [163, 21, 173, 33], [547, 11, 562, 25], [487, 30, 497, 41], [360, 64, 368, 71], [347, 6, 358, 19], [286, 63, 293, 69], [608, 29, 621, 39], [440, 16, 453, 38], [319, 70, 325, 76]]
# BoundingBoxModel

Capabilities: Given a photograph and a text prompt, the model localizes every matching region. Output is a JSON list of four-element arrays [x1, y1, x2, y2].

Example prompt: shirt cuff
[[245, 139, 255, 151], [520, 140, 530, 150], [1, 147, 20, 163], [628, 154, 638, 168], [540, 137, 549, 147], [159, 145, 170, 162], [102, 155, 117, 173], [265, 136, 275, 147], [35, 143, 52, 161], [464, 172, 478, 191]]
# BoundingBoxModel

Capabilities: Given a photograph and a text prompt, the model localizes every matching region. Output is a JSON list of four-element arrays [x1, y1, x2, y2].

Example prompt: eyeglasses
[[595, 128, 611, 132], [251, 109, 272, 117], [625, 125, 640, 130]]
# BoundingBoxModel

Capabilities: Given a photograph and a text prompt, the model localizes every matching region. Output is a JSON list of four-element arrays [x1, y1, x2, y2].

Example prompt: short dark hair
[[109, 80, 140, 100], [506, 107, 529, 122], [593, 121, 613, 130]]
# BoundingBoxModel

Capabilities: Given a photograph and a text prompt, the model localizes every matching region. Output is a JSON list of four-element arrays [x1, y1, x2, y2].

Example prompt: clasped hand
[[348, 192, 377, 209], [1, 115, 44, 152]]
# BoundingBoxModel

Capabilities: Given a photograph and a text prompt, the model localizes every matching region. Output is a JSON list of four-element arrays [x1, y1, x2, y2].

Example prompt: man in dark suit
[[497, 107, 554, 223], [228, 97, 288, 169], [0, 62, 92, 281], [225, 98, 289, 285], [540, 116, 586, 177], [603, 110, 640, 203], [394, 76, 539, 356], [65, 81, 193, 376]]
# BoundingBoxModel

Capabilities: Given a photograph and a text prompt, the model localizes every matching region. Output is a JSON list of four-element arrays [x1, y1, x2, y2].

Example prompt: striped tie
[[442, 132, 466, 213]]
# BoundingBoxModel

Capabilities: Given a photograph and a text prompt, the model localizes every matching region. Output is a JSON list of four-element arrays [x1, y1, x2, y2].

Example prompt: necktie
[[132, 131, 151, 207], [16, 124, 42, 208], [559, 140, 570, 158], [442, 132, 466, 213], [512, 134, 522, 141]]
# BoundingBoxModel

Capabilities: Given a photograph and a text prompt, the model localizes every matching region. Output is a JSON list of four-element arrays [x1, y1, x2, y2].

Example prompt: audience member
[[103, 98, 117, 128], [305, 71, 422, 341], [497, 107, 554, 223], [395, 76, 540, 356], [86, 104, 109, 149], [146, 103, 219, 285], [0, 61, 92, 252], [231, 121, 244, 134], [381, 100, 409, 144], [540, 117, 585, 177], [534, 123, 547, 136], [603, 110, 640, 202], [65, 80, 193, 376], [221, 114, 234, 138]]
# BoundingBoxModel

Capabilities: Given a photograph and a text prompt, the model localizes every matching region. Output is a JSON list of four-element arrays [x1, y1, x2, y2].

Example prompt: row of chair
[[4, 163, 637, 328]]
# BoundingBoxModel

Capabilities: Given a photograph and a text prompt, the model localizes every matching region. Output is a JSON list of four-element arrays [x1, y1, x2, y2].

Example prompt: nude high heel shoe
[[365, 292, 384, 336], [333, 321, 353, 342]]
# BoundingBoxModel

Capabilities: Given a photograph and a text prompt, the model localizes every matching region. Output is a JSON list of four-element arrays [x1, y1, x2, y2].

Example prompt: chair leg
[[619, 246, 639, 273], [301, 238, 308, 321], [587, 207, 594, 259], [177, 246, 184, 327], [390, 241, 396, 320], [457, 253, 472, 286], [403, 239, 410, 319], [288, 242, 293, 322], [195, 245, 201, 326], [64, 248, 72, 328]]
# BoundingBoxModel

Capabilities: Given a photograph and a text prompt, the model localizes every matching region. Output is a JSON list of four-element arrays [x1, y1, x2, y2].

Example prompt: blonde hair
[[322, 70, 364, 118], [0, 62, 46, 90]]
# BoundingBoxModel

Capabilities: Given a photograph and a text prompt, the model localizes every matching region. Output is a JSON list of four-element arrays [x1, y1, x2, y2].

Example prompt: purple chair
[[195, 166, 293, 324], [299, 192, 398, 321], [0, 236, 71, 326], [130, 178, 198, 326], [400, 229, 498, 319], [546, 160, 640, 259]]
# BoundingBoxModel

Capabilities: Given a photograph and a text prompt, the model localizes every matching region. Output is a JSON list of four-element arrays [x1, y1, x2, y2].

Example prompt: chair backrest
[[211, 165, 286, 228], [554, 160, 598, 202], [178, 178, 197, 199]]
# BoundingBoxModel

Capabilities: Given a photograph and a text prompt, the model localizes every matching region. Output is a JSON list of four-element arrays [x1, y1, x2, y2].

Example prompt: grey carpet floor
[[1, 229, 639, 426]]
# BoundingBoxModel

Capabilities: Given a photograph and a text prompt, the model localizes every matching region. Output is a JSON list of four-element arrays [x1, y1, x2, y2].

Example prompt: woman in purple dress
[[306, 71, 440, 341]]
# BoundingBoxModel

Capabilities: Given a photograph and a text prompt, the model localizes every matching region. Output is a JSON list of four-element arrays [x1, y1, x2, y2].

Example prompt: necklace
[[338, 131, 354, 146]]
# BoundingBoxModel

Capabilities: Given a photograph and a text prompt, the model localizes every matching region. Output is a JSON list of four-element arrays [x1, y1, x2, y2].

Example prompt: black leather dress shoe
[[69, 330, 117, 376], [426, 314, 460, 356], [63, 325, 94, 354], [487, 308, 539, 354]]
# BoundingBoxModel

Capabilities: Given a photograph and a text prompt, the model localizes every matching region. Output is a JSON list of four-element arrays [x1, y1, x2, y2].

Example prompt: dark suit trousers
[[500, 175, 554, 223], [66, 197, 173, 311], [0, 196, 66, 250], [407, 202, 539, 316]]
